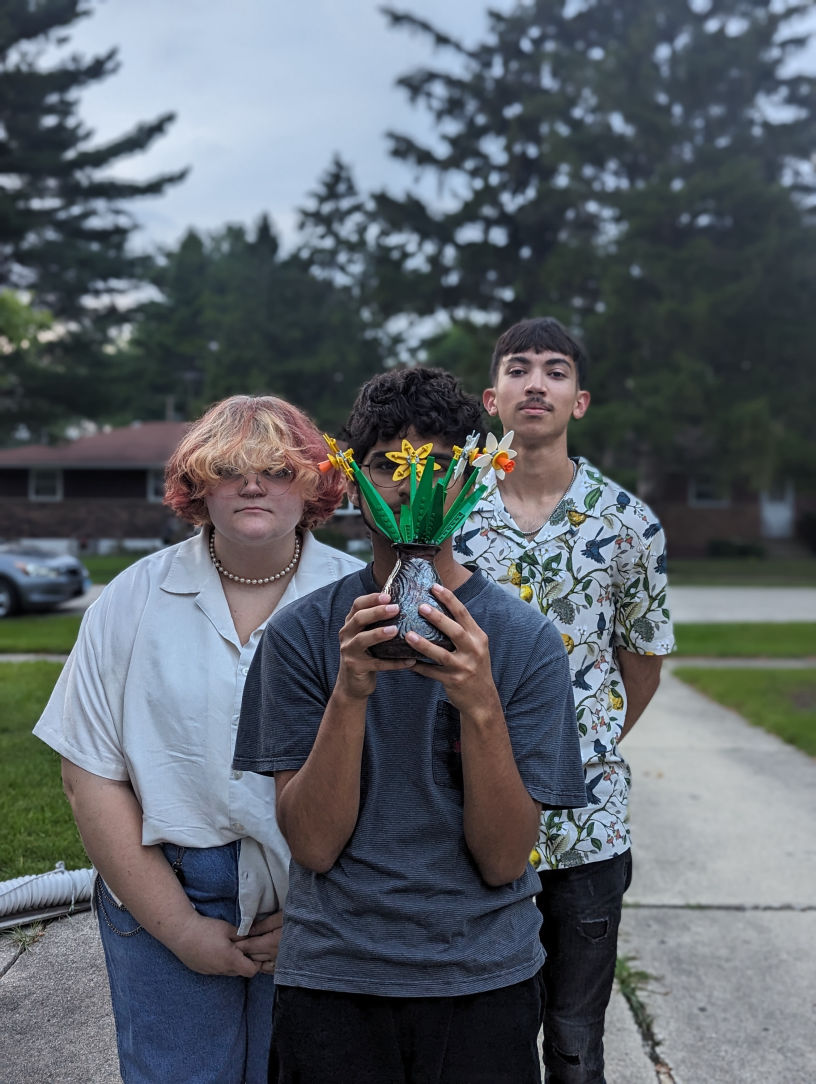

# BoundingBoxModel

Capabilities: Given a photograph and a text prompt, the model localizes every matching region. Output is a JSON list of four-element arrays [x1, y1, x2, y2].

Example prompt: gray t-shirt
[[234, 566, 585, 997]]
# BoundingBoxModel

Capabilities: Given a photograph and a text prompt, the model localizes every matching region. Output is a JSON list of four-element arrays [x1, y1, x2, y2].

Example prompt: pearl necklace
[[209, 529, 301, 585]]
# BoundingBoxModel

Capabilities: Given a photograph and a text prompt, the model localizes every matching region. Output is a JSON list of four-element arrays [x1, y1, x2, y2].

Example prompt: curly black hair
[[339, 366, 484, 462], [491, 317, 589, 388]]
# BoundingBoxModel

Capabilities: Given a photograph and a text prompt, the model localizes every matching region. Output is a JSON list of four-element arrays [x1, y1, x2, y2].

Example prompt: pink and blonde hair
[[163, 395, 345, 529]]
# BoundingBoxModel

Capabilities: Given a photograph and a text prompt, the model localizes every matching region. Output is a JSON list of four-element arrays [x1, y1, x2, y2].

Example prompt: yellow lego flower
[[319, 434, 355, 479], [384, 439, 438, 481]]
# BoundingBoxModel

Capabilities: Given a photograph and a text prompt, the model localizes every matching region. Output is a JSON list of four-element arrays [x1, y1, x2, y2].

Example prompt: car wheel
[[0, 577, 19, 618]]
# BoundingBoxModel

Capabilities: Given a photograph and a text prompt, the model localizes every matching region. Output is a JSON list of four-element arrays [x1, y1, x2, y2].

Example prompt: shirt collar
[[160, 529, 237, 646], [159, 526, 331, 605], [160, 528, 215, 595], [474, 457, 602, 533], [568, 458, 605, 517], [159, 527, 332, 649]]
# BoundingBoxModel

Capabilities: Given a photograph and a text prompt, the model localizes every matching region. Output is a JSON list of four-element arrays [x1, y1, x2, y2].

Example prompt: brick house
[[650, 472, 814, 557], [5, 422, 803, 557], [0, 420, 369, 553], [0, 421, 190, 546]]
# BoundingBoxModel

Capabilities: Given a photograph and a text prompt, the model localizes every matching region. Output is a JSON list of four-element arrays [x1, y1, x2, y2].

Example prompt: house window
[[147, 469, 165, 503], [29, 468, 63, 502], [688, 475, 730, 509]]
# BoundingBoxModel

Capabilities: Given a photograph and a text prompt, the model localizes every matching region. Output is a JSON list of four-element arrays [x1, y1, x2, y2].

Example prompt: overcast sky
[[61, 1, 816, 256], [63, 0, 512, 252]]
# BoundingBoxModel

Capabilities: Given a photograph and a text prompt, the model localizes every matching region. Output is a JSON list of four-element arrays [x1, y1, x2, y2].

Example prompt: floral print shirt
[[454, 457, 675, 870]]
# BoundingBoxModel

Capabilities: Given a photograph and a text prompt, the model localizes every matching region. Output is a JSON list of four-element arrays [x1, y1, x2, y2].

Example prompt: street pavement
[[1, 587, 814, 1081], [666, 585, 816, 623]]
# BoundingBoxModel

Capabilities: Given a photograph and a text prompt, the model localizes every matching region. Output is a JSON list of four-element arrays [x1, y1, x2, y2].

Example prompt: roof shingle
[[0, 422, 190, 468]]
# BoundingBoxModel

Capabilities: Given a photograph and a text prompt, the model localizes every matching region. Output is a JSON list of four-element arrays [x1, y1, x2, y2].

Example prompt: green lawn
[[668, 557, 816, 586], [673, 666, 816, 757], [81, 552, 143, 583], [674, 622, 816, 658], [0, 614, 82, 654], [1, 614, 814, 659], [0, 662, 89, 877]]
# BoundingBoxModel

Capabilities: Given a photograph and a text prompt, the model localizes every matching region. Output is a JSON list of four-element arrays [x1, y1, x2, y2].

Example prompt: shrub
[[706, 538, 766, 559]]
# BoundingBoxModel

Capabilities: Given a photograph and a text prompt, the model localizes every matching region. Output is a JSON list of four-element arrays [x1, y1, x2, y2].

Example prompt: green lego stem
[[349, 451, 485, 547], [350, 461, 401, 542]]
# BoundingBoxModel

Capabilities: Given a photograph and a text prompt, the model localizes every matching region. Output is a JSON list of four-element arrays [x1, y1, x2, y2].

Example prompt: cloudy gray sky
[[64, 1, 511, 251], [61, 1, 816, 255]]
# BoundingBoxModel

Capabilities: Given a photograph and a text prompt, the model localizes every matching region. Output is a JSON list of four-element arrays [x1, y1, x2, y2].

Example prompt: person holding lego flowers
[[234, 367, 585, 1084]]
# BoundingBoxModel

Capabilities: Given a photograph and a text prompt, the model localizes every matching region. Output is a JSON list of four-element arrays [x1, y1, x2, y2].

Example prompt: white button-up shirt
[[34, 529, 363, 933]]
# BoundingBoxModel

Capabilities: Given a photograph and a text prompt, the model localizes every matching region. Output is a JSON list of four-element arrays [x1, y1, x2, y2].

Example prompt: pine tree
[[0, 0, 186, 313], [0, 0, 187, 439], [123, 215, 384, 429]]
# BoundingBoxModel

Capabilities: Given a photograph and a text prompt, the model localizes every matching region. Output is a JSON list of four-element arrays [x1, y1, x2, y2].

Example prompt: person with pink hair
[[34, 394, 363, 1084]]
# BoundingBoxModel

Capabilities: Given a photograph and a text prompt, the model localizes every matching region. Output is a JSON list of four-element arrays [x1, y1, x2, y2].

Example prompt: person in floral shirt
[[455, 317, 674, 1084]]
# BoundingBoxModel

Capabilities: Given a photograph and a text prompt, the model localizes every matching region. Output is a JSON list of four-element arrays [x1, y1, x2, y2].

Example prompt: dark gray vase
[[368, 543, 454, 663]]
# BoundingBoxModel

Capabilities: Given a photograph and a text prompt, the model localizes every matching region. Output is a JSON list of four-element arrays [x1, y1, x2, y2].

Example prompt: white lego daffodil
[[473, 430, 517, 484]]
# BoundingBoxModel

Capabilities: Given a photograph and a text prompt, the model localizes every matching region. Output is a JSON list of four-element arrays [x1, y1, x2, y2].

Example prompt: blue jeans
[[536, 850, 633, 1084], [95, 841, 275, 1084]]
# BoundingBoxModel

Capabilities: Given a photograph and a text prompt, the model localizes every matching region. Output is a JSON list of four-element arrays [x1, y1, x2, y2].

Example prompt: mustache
[[519, 397, 552, 409]]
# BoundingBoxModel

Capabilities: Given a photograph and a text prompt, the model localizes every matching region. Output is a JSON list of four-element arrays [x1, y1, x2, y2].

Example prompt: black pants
[[268, 974, 544, 1084], [536, 851, 633, 1084]]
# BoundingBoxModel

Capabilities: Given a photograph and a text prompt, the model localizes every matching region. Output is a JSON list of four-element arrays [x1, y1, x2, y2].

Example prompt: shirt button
[[231, 770, 243, 780], [240, 666, 249, 676], [232, 821, 246, 833]]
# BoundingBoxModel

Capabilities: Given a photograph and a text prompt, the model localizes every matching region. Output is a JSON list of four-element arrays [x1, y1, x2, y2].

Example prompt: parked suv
[[0, 544, 92, 618]]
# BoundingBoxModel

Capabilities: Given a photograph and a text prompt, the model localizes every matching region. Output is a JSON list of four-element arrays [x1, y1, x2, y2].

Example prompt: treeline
[[1, 0, 815, 494]]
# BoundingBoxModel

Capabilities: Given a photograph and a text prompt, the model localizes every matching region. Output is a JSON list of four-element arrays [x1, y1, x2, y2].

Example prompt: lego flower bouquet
[[321, 432, 516, 660]]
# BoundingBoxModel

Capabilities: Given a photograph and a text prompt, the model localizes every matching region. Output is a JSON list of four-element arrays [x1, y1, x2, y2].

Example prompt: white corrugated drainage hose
[[0, 861, 93, 917]]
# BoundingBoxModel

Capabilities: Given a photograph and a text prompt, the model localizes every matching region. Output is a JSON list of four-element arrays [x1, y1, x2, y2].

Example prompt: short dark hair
[[340, 366, 484, 463], [490, 317, 589, 388]]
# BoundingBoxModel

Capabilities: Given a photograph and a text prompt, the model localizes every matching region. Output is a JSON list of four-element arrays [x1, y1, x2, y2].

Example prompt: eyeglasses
[[214, 468, 295, 494], [361, 454, 452, 490]]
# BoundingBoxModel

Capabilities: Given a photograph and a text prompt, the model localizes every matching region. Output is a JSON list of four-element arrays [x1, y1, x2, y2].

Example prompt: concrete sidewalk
[[666, 585, 816, 623], [0, 908, 654, 1082], [5, 670, 815, 1081], [618, 666, 816, 1083]]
